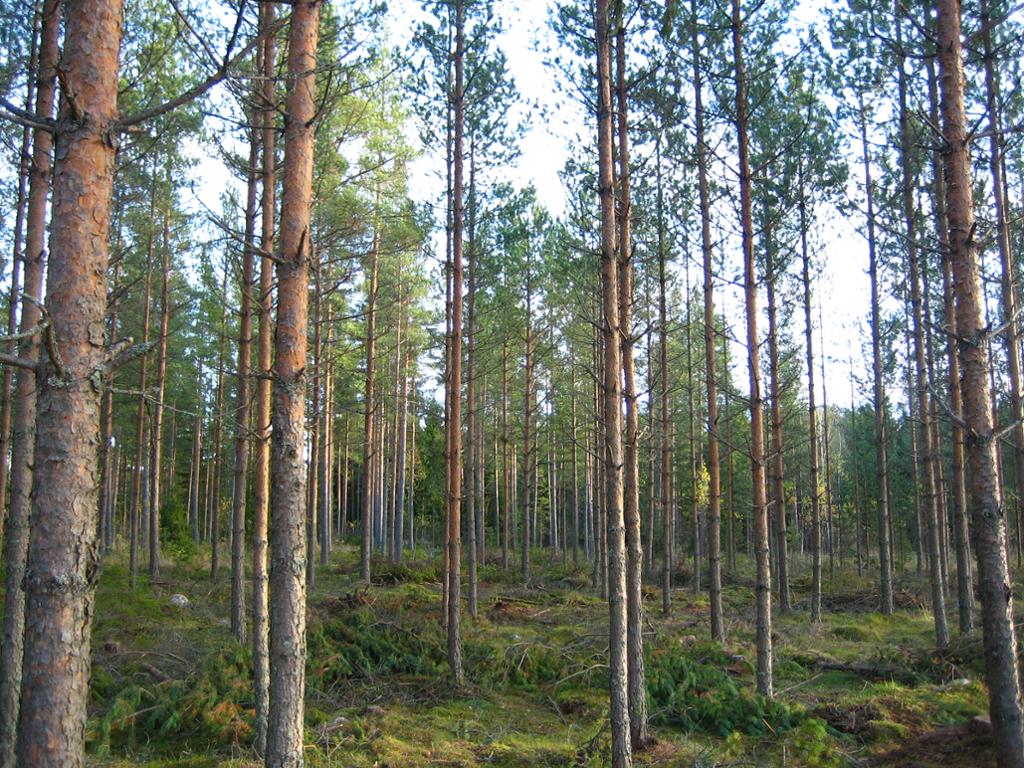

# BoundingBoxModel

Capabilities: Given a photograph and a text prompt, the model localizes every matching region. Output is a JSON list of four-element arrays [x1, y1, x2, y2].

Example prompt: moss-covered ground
[[65, 545, 998, 767]]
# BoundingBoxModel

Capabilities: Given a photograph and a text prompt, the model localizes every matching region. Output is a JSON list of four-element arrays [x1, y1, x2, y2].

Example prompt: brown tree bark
[[229, 130, 259, 644], [251, 2, 276, 753], [897, 2, 949, 647], [99, 254, 122, 553], [0, 2, 59, 762], [522, 242, 534, 582], [465, 151, 478, 616], [764, 237, 789, 613], [937, 0, 1024, 761], [691, 0, 722, 639], [0, 11, 38, 543], [613, 12, 647, 748], [360, 188, 380, 583], [130, 214, 154, 589], [149, 204, 172, 584], [857, 95, 894, 614], [732, 0, 773, 698], [446, 0, 466, 686], [502, 339, 510, 569], [595, 0, 631, 762], [208, 254, 229, 580], [16, 0, 122, 763], [266, 0, 319, 764], [799, 173, 822, 623]]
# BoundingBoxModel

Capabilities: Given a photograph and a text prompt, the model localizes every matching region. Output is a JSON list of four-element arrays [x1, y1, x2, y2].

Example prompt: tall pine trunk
[[613, 14, 648, 748], [16, 0, 123, 762], [0, 2, 60, 761], [732, 0, 773, 697], [229, 131, 259, 643], [266, 1, 319, 763], [859, 95, 894, 614], [691, 0, 722, 639], [897, 1, 949, 648], [251, 2, 276, 753], [446, 0, 466, 686], [595, 0, 632, 762], [937, 0, 1024, 760]]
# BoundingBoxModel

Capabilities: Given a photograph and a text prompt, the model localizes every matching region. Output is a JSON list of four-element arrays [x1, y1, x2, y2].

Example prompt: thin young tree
[[446, 0, 466, 686], [690, 0, 724, 642], [613, 8, 648, 748], [731, 0, 773, 698], [229, 128, 259, 644], [595, 0, 632, 762], [251, 0, 277, 754]]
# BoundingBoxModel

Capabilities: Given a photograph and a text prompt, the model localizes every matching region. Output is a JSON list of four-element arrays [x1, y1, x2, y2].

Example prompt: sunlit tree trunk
[[937, 0, 1024, 760], [229, 131, 258, 643], [690, 0, 721, 638], [897, 1, 948, 647], [266, 0, 319, 763], [0, 2, 59, 761], [595, 0, 631, 762], [251, 3, 276, 755], [446, 0, 466, 685], [16, 0, 123, 763], [731, 0, 772, 697], [613, 12, 648, 750]]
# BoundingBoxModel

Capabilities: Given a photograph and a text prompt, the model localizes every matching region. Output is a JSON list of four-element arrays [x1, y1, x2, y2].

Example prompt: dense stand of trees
[[0, 0, 1022, 765]]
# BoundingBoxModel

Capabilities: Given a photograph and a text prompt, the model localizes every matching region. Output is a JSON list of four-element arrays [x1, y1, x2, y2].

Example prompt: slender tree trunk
[[16, 0, 122, 762], [595, 0, 631, 762], [522, 255, 534, 582], [897, 3, 949, 647], [0, 10, 38, 542], [799, 175, 822, 622], [502, 340, 510, 569], [977, 1, 1024, 574], [360, 186, 380, 582], [614, 15, 647, 748], [131, 223, 154, 589], [99, 254, 122, 553], [0, 2, 59, 761], [229, 131, 259, 644], [320, 311, 333, 566], [690, 0, 721, 638], [858, 97, 893, 609], [937, 0, 1024, 760], [819, 313, 835, 581], [251, 3, 276, 754], [446, 0, 466, 686], [765, 239, 789, 613], [572, 362, 580, 566], [266, 1, 319, 763], [394, 342, 409, 562], [465, 149, 478, 616], [149, 204, 172, 584], [732, 0, 772, 697], [190, 409, 203, 544], [307, 259, 322, 584], [209, 256, 229, 580]]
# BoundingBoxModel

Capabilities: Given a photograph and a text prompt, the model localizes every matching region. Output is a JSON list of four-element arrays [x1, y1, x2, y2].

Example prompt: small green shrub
[[786, 718, 843, 767], [90, 645, 253, 756], [646, 644, 800, 737], [307, 607, 445, 689]]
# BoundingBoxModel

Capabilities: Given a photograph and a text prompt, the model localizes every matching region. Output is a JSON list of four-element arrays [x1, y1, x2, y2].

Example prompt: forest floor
[[55, 544, 1000, 767]]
